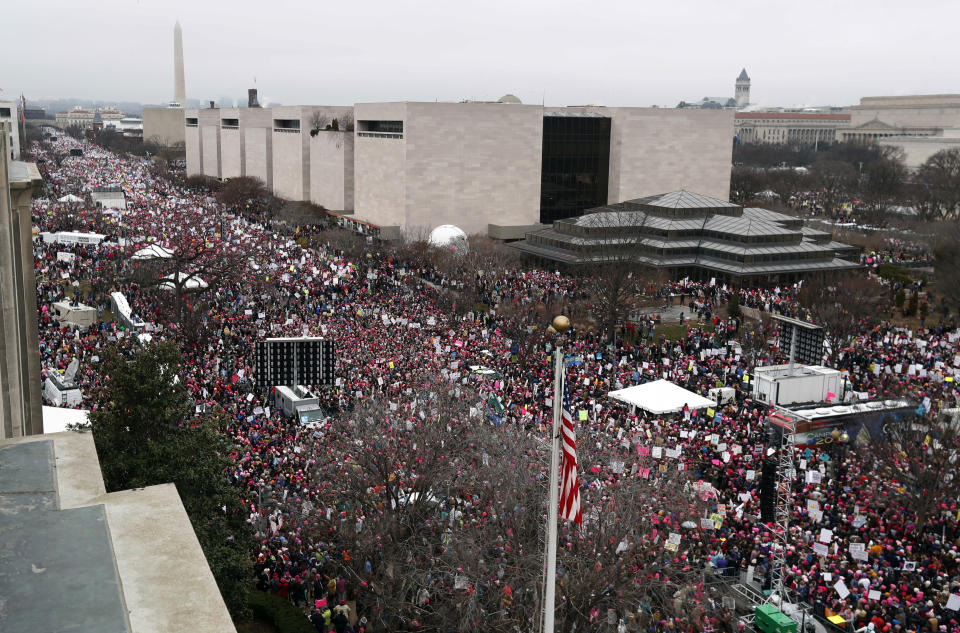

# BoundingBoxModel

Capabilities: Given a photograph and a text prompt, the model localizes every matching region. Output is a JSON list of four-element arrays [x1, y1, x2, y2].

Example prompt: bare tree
[[863, 148, 908, 215], [933, 221, 960, 315], [577, 209, 662, 343], [262, 369, 710, 633], [811, 159, 857, 217], [730, 166, 767, 204], [309, 111, 330, 137], [916, 148, 960, 220], [217, 176, 269, 209], [870, 412, 959, 525], [797, 274, 887, 364], [127, 213, 253, 339]]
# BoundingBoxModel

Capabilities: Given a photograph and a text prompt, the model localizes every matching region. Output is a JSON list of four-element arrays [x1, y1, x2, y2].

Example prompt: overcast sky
[[4, 0, 957, 108]]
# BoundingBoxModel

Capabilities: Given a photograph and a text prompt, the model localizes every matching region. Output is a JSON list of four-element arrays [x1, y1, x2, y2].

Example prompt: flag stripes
[[559, 375, 582, 524]]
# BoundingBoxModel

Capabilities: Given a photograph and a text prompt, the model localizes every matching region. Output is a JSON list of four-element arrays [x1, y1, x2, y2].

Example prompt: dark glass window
[[540, 116, 611, 224], [358, 120, 403, 134]]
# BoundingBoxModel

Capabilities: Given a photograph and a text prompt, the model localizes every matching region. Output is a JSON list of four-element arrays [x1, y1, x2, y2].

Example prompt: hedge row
[[247, 591, 314, 633]]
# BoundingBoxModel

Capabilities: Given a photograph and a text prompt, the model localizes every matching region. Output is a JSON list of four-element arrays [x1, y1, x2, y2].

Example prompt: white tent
[[608, 379, 715, 415], [58, 194, 83, 203], [42, 405, 89, 433], [131, 244, 175, 260], [158, 272, 208, 291]]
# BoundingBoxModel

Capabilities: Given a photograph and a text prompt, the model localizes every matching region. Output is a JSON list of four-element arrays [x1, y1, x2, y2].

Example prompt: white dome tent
[[131, 244, 175, 261], [158, 272, 208, 291], [428, 225, 469, 255]]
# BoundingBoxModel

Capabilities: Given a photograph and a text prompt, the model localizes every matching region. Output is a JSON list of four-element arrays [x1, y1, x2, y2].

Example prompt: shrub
[[727, 293, 742, 319], [905, 291, 919, 317], [895, 288, 906, 309], [877, 264, 912, 285], [247, 591, 314, 633]]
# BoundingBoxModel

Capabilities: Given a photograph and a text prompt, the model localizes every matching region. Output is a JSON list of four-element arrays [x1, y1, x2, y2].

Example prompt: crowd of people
[[29, 135, 960, 633]]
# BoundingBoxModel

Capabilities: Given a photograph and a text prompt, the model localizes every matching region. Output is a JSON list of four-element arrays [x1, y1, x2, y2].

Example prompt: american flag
[[559, 373, 582, 524]]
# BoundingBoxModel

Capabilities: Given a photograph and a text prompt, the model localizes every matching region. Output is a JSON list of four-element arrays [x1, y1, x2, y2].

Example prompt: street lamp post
[[542, 315, 570, 633]]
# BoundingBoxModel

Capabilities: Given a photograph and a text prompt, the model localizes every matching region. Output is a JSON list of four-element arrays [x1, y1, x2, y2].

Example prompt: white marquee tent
[[608, 379, 715, 415], [58, 194, 83, 203]]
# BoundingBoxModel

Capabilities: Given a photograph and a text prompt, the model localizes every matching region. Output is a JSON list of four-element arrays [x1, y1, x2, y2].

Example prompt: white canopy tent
[[608, 379, 715, 415], [58, 194, 83, 203], [131, 244, 175, 260], [42, 405, 89, 433], [158, 272, 208, 291]]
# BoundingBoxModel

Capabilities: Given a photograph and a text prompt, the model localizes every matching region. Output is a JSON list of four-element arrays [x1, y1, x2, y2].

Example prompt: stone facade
[[142, 107, 186, 147], [271, 106, 353, 202], [606, 107, 733, 202], [199, 110, 221, 179], [218, 109, 243, 179], [402, 101, 544, 235], [0, 123, 44, 439], [309, 130, 354, 212], [184, 108, 201, 176]]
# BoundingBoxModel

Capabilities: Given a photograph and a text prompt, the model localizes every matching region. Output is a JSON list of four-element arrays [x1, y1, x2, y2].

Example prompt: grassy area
[[654, 322, 716, 341], [618, 322, 716, 345]]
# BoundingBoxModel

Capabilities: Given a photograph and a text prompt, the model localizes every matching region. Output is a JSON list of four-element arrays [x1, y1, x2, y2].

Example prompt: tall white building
[[0, 101, 21, 160]]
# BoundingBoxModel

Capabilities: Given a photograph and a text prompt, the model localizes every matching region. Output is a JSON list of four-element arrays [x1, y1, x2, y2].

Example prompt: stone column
[[0, 122, 44, 439]]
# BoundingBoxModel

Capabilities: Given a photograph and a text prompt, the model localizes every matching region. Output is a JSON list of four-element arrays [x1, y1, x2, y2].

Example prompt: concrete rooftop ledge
[[0, 432, 236, 633]]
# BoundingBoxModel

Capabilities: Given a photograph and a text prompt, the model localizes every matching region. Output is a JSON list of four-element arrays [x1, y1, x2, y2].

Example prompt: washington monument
[[173, 21, 185, 105]]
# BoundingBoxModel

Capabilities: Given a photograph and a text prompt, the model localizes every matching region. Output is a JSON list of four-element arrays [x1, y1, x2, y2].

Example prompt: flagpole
[[542, 315, 569, 633]]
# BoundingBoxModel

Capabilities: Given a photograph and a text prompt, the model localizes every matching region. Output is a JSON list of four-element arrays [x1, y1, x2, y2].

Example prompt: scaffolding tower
[[765, 411, 796, 605]]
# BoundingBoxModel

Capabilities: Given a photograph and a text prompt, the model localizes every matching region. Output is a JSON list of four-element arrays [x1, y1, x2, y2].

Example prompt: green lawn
[[653, 322, 716, 341]]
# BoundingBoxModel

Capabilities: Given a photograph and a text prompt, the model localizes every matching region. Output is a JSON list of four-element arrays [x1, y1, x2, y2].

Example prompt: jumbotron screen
[[255, 337, 335, 386]]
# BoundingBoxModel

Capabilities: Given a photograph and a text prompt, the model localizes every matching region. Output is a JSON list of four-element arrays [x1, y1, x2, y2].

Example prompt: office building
[[735, 112, 851, 145], [187, 99, 734, 238], [511, 190, 860, 284], [54, 106, 124, 130], [838, 94, 960, 142], [0, 101, 21, 160]]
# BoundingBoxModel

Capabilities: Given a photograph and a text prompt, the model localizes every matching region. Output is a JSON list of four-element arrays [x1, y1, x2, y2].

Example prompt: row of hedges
[[247, 591, 314, 633], [877, 263, 913, 285]]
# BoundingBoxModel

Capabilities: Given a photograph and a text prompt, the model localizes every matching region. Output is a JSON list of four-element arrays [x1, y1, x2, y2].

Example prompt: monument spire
[[173, 21, 185, 106]]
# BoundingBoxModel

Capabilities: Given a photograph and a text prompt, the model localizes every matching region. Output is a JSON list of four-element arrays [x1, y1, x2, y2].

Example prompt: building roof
[[511, 190, 862, 278], [737, 68, 750, 82], [0, 440, 129, 633], [735, 112, 850, 121], [0, 432, 237, 633]]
